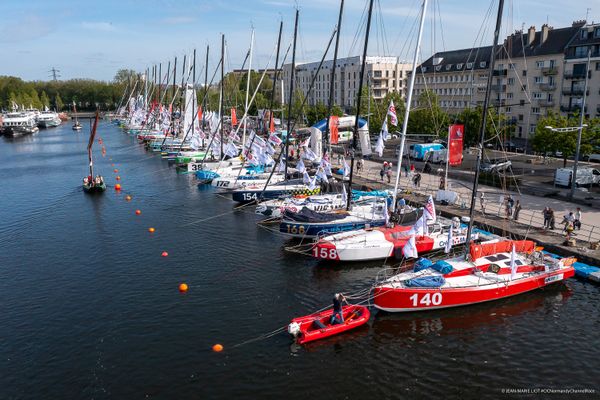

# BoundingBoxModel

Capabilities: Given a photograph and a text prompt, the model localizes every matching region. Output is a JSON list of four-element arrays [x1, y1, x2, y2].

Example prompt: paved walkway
[[346, 158, 600, 244]]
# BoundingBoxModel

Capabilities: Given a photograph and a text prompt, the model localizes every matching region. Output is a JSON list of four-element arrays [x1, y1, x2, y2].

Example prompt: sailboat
[[82, 111, 106, 193], [72, 101, 82, 131], [372, 0, 574, 313]]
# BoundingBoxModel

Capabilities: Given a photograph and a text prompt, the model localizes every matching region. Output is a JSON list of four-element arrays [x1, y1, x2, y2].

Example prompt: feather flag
[[387, 100, 398, 126], [510, 243, 517, 280], [402, 235, 418, 259], [231, 108, 238, 126], [423, 195, 436, 222], [375, 133, 385, 157], [444, 226, 453, 254]]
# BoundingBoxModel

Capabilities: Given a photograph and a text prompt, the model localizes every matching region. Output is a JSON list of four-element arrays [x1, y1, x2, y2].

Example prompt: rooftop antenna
[[586, 8, 591, 22], [49, 67, 61, 81]]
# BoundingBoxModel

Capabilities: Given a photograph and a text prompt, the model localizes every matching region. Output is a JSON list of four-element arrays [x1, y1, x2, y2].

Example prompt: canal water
[[1, 123, 598, 399]]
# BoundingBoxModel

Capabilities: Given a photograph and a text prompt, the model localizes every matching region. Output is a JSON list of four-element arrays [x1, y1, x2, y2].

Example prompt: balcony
[[538, 83, 556, 91], [491, 84, 506, 92], [564, 70, 591, 79], [565, 50, 600, 60], [507, 117, 518, 125], [562, 87, 589, 96], [560, 105, 587, 113], [541, 67, 558, 75], [492, 99, 507, 107], [538, 99, 554, 107], [493, 69, 508, 76]]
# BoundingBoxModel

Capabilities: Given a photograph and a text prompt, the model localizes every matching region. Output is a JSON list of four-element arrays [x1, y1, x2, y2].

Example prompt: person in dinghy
[[331, 293, 348, 324]]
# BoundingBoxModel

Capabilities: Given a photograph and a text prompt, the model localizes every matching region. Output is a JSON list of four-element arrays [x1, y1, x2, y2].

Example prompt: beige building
[[282, 56, 412, 112]]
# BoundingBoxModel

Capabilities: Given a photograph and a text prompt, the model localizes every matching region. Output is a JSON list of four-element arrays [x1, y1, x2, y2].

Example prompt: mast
[[87, 111, 99, 178], [391, 0, 427, 211], [243, 29, 255, 147], [324, 0, 344, 156], [202, 45, 209, 135], [157, 63, 162, 127], [346, 0, 374, 210], [180, 54, 187, 138], [220, 33, 225, 158], [284, 8, 299, 178], [171, 57, 177, 139], [267, 21, 283, 135], [464, 0, 505, 252]]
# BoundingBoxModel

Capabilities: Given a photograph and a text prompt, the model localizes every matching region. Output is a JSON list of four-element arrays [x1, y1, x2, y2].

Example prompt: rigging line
[[348, 0, 368, 57], [391, 0, 419, 59]]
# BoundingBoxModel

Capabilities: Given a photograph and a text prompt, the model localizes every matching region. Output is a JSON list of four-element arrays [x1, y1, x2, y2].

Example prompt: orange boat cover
[[470, 240, 535, 261]]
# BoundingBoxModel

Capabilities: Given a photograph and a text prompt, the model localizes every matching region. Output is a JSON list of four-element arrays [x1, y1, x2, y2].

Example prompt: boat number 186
[[409, 292, 442, 307]]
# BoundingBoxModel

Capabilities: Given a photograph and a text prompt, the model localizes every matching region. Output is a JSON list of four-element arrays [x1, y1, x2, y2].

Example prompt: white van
[[554, 167, 600, 187], [586, 154, 600, 163]]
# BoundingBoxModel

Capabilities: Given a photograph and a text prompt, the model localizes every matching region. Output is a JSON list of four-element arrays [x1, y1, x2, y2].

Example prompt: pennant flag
[[268, 133, 282, 146], [510, 243, 517, 280], [342, 158, 351, 178], [387, 100, 398, 126], [375, 133, 385, 157], [231, 108, 238, 126], [402, 235, 418, 259], [423, 195, 436, 222], [303, 171, 316, 190], [444, 226, 453, 254], [296, 158, 306, 173]]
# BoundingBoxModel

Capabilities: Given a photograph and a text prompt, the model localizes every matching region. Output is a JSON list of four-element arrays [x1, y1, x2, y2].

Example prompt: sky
[[0, 0, 595, 82]]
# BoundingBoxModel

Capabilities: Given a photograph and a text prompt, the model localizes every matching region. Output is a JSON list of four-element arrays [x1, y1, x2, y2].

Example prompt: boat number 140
[[409, 293, 442, 307]]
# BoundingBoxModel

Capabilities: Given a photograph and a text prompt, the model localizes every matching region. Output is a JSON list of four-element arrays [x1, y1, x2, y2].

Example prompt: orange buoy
[[114, 169, 118, 173], [116, 176, 121, 181], [148, 227, 155, 233], [115, 183, 121, 190], [179, 283, 188, 292], [135, 209, 141, 215], [161, 251, 169, 257], [111, 163, 114, 166], [125, 195, 132, 201], [212, 344, 223, 352]]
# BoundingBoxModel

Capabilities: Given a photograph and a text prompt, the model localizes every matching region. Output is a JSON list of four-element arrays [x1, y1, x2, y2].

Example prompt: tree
[[55, 93, 64, 111], [532, 111, 600, 167], [368, 91, 406, 134], [407, 90, 449, 137], [40, 91, 50, 109], [113, 69, 138, 85]]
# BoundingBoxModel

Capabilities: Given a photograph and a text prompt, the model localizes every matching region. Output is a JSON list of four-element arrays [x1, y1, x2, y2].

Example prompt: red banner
[[197, 106, 203, 122], [269, 114, 275, 133], [329, 116, 339, 145], [448, 124, 464, 166]]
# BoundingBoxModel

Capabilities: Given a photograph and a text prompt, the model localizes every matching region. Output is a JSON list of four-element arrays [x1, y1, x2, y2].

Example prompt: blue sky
[[0, 0, 594, 82]]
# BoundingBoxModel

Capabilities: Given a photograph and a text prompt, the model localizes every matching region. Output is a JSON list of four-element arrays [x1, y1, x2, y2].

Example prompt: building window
[[530, 124, 536, 133], [520, 100, 525, 106], [532, 107, 540, 114], [534, 76, 543, 83], [506, 107, 512, 112], [435, 65, 442, 72], [507, 93, 513, 99], [466, 62, 474, 69], [535, 60, 545, 68], [596, 62, 600, 71], [508, 77, 515, 85], [575, 46, 588, 58], [445, 64, 452, 71], [533, 92, 543, 99], [522, 70, 527, 77], [480, 61, 487, 68], [580, 29, 587, 39], [456, 63, 463, 69], [595, 27, 600, 38], [521, 84, 527, 92], [518, 114, 524, 121], [421, 67, 427, 72]]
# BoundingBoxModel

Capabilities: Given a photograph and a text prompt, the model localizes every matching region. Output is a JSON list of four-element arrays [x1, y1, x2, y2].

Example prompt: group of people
[[478, 192, 522, 220], [83, 175, 104, 187], [560, 208, 582, 235], [379, 161, 393, 183]]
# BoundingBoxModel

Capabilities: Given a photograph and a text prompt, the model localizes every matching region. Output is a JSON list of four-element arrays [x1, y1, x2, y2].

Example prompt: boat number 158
[[409, 293, 442, 307]]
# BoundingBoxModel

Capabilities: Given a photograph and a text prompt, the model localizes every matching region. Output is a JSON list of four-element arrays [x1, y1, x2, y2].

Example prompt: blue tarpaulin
[[414, 258, 433, 272], [432, 260, 453, 274], [404, 276, 445, 287]]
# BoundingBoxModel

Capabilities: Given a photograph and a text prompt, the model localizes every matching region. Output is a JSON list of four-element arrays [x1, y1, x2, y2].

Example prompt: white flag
[[510, 243, 517, 280], [278, 158, 286, 173], [303, 147, 318, 161], [387, 100, 398, 126], [444, 226, 453, 254], [424, 195, 437, 222], [224, 142, 239, 157], [316, 167, 329, 184], [342, 158, 350, 178], [381, 118, 389, 141], [341, 184, 348, 204], [402, 235, 418, 259], [296, 158, 306, 173], [375, 133, 385, 157]]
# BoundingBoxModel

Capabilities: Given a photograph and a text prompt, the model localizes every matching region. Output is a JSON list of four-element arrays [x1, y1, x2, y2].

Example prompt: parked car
[[554, 167, 600, 187], [503, 141, 524, 153], [480, 159, 512, 173]]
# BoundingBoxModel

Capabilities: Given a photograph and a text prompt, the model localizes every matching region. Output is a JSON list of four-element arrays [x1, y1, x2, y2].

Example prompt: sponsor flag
[[387, 100, 398, 126], [444, 226, 453, 254], [329, 116, 339, 145], [424, 195, 436, 222], [268, 133, 282, 146], [224, 142, 239, 157], [448, 124, 464, 166], [402, 235, 418, 259], [303, 147, 318, 161]]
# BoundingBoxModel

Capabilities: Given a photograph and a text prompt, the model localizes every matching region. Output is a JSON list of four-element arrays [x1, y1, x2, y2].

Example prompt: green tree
[[40, 90, 50, 109], [55, 93, 64, 111], [532, 111, 600, 167], [113, 69, 138, 85], [407, 90, 450, 137], [368, 91, 406, 134]]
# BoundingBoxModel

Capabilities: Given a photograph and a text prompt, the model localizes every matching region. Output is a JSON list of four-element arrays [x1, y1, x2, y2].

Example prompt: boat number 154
[[409, 292, 442, 307]]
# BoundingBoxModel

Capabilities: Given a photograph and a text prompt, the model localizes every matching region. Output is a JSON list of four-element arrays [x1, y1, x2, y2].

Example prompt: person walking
[[513, 200, 522, 221], [413, 172, 422, 188], [379, 166, 385, 181], [506, 195, 514, 218], [480, 192, 486, 214], [549, 208, 556, 230], [439, 176, 446, 190], [385, 165, 392, 183], [543, 207, 550, 229], [574, 207, 582, 230]]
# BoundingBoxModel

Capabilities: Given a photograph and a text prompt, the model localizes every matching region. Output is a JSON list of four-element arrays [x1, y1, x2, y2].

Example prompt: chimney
[[541, 24, 550, 44], [527, 26, 536, 45]]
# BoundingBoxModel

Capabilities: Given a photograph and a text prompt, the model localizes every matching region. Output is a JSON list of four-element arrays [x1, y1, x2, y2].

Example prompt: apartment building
[[561, 22, 600, 119], [282, 56, 412, 112]]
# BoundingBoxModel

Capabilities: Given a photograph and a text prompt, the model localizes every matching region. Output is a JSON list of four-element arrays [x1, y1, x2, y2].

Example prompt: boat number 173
[[409, 292, 442, 307]]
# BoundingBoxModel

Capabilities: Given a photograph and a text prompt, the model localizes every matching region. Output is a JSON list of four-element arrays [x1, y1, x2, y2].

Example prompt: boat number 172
[[409, 293, 442, 307]]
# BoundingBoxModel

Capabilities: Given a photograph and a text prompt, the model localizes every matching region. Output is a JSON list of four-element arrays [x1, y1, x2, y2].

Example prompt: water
[[1, 123, 599, 399]]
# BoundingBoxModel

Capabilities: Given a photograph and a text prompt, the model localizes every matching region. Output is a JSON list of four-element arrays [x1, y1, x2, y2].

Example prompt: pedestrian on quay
[[379, 165, 385, 181], [413, 172, 422, 188], [385, 163, 392, 183], [549, 208, 556, 230], [506, 195, 514, 218], [439, 176, 446, 190], [574, 207, 582, 230], [563, 211, 575, 232], [403, 164, 409, 177], [543, 207, 550, 229], [480, 192, 486, 214], [513, 200, 522, 221]]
